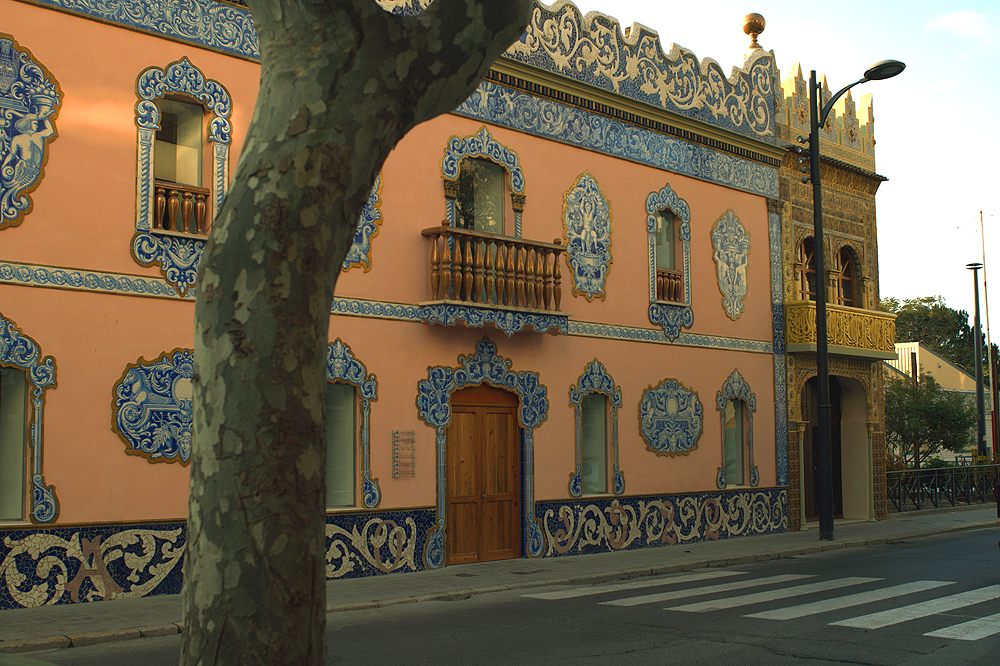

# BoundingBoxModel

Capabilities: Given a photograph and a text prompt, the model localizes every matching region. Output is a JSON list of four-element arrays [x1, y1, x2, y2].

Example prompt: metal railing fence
[[887, 464, 998, 512]]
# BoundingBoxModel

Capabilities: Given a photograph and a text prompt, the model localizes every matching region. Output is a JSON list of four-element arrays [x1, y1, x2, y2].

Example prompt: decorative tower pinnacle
[[743, 13, 765, 52]]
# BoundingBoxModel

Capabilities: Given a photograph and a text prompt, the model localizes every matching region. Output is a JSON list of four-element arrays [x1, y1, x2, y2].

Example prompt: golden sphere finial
[[743, 13, 765, 50]]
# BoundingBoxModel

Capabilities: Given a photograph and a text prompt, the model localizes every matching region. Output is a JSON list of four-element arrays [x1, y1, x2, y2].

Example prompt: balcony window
[[796, 238, 818, 301], [457, 158, 509, 236], [835, 247, 859, 308]]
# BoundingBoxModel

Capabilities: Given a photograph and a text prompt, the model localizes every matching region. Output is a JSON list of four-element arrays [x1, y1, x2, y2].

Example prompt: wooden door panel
[[447, 387, 520, 564], [483, 411, 514, 495], [448, 410, 477, 498], [447, 501, 479, 564], [482, 499, 516, 561]]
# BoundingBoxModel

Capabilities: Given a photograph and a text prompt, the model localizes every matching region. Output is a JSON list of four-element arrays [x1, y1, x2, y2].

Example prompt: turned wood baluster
[[453, 236, 465, 301], [542, 248, 553, 311], [506, 243, 516, 306], [155, 187, 166, 231], [473, 238, 484, 303], [495, 243, 506, 306], [441, 230, 452, 300], [515, 246, 526, 306], [181, 192, 194, 234], [462, 235, 474, 302], [484, 239, 495, 304], [526, 247, 535, 308], [194, 193, 208, 234], [430, 231, 441, 300], [534, 249, 545, 310], [553, 240, 563, 312], [167, 190, 180, 232]]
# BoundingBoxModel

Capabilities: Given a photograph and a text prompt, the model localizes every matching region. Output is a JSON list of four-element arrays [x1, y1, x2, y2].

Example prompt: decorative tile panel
[[536, 488, 786, 557], [112, 349, 193, 465], [568, 360, 623, 497], [768, 203, 788, 486], [23, 0, 260, 60], [341, 173, 383, 273], [646, 184, 693, 340], [0, 522, 185, 609], [133, 57, 232, 296], [0, 312, 58, 523], [711, 209, 750, 320], [563, 173, 612, 301], [419, 302, 568, 336], [416, 338, 548, 567], [457, 81, 779, 199], [507, 2, 777, 141], [716, 369, 758, 489], [0, 35, 61, 230], [639, 378, 702, 457], [326, 339, 380, 509]]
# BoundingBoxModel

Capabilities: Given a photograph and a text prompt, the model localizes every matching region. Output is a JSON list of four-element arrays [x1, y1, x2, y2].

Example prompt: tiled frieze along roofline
[[504, 1, 779, 143], [485, 64, 783, 170], [778, 64, 877, 172], [17, 1, 780, 149]]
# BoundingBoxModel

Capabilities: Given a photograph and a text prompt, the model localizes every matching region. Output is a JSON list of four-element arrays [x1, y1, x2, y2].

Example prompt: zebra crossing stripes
[[745, 580, 955, 620], [831, 585, 1000, 630], [521, 569, 746, 600], [666, 577, 881, 613], [599, 574, 813, 607], [924, 611, 1000, 641]]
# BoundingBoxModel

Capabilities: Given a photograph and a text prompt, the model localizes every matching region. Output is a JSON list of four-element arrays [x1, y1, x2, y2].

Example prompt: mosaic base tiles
[[536, 488, 786, 557], [325, 509, 434, 580], [0, 522, 185, 609]]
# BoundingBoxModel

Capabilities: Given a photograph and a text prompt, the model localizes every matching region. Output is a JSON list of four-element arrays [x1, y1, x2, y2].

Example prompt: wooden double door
[[447, 385, 521, 564]]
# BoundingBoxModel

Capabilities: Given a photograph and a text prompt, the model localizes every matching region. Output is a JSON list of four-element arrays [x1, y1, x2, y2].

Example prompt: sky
[[569, 0, 1000, 341]]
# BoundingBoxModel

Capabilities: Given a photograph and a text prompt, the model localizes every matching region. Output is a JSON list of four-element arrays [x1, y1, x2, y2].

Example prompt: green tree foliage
[[881, 296, 979, 373], [884, 372, 976, 468]]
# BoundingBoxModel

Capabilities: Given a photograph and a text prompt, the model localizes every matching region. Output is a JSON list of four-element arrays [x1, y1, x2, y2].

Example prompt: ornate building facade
[[0, 0, 859, 610], [773, 59, 896, 529]]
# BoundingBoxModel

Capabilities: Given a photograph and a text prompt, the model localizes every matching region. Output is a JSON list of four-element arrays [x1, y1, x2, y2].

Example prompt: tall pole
[[980, 211, 998, 461], [968, 263, 987, 460], [799, 60, 904, 541], [809, 70, 835, 541]]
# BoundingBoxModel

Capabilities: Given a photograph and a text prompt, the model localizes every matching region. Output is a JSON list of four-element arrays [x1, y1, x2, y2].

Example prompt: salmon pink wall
[[337, 114, 773, 345], [1, 2, 258, 276], [0, 286, 195, 524]]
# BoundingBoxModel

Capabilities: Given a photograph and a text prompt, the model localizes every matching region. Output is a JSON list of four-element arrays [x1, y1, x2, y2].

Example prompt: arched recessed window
[[325, 382, 357, 508], [796, 238, 818, 301], [723, 399, 747, 485], [0, 367, 28, 521], [835, 247, 859, 308], [654, 208, 682, 302], [152, 96, 211, 235], [456, 158, 513, 236]]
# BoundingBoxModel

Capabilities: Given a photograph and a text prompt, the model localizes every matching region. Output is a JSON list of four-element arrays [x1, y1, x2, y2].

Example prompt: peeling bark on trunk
[[180, 2, 530, 664]]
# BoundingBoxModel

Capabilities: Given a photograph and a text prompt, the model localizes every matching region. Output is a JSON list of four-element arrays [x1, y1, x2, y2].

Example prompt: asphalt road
[[23, 527, 1000, 665]]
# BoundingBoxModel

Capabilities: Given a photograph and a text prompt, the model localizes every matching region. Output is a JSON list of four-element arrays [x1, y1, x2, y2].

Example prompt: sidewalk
[[1, 505, 997, 655]]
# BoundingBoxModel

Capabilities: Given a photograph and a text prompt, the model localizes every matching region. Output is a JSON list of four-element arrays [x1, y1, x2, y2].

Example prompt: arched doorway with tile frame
[[417, 337, 548, 568]]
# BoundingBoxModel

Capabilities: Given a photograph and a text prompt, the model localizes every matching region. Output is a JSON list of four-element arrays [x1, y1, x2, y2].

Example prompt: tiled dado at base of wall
[[0, 489, 785, 610]]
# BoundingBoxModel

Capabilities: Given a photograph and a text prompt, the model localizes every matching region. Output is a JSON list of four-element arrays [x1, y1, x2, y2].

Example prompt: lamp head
[[967, 262, 984, 271], [864, 60, 906, 81]]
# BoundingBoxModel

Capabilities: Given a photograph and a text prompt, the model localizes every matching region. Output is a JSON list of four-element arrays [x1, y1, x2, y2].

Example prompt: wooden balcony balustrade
[[153, 181, 211, 236], [785, 300, 897, 359], [656, 268, 684, 303], [422, 222, 566, 312]]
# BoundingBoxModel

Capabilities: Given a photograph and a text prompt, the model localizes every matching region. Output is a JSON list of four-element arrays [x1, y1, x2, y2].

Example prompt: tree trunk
[[180, 2, 530, 664]]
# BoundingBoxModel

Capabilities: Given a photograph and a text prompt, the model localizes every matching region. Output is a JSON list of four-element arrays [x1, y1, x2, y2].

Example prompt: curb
[[3, 518, 996, 655]]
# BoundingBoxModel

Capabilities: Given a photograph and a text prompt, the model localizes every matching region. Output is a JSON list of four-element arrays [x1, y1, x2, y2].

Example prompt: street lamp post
[[967, 262, 987, 460], [798, 60, 905, 541]]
